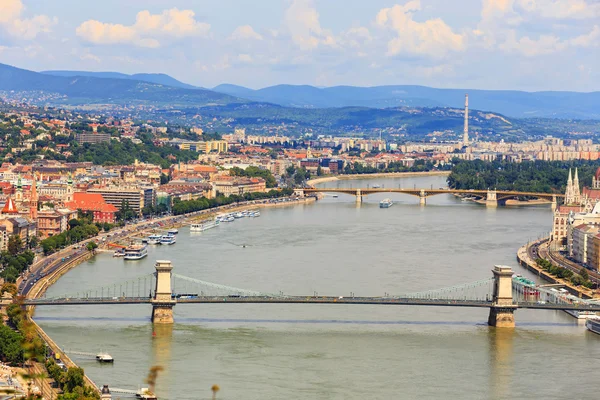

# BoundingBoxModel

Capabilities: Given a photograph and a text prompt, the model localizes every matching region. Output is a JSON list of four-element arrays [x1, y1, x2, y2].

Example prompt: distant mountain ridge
[[0, 63, 241, 106], [212, 84, 600, 119], [42, 70, 198, 89]]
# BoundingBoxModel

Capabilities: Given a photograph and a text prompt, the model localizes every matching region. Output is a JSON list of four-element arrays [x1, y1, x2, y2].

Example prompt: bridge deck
[[24, 296, 600, 311], [303, 188, 563, 199]]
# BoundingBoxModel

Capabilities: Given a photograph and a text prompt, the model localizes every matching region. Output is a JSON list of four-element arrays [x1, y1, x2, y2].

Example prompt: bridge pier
[[419, 190, 426, 206], [551, 195, 557, 211], [488, 265, 516, 328], [486, 189, 498, 208], [355, 189, 362, 204], [151, 260, 176, 324]]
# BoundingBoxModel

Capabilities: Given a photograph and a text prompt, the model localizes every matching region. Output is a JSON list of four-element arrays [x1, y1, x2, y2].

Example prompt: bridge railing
[[40, 273, 156, 301], [400, 278, 494, 302]]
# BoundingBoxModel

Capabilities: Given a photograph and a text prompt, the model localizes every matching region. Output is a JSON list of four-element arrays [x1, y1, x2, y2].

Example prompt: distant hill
[[212, 84, 600, 119], [0, 63, 241, 106], [42, 70, 198, 89]]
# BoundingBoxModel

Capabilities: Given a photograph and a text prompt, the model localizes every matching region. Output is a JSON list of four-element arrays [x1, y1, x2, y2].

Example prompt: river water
[[34, 175, 600, 400]]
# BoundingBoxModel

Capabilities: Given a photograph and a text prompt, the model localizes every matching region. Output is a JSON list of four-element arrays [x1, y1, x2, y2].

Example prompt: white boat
[[136, 388, 157, 400], [234, 212, 244, 218], [160, 234, 176, 245], [372, 184, 381, 188], [168, 228, 179, 235], [124, 245, 148, 260], [251, 211, 260, 217], [564, 310, 600, 319], [96, 353, 114, 363], [379, 198, 393, 208], [113, 250, 125, 257], [586, 318, 600, 335], [147, 234, 162, 245], [190, 219, 220, 232]]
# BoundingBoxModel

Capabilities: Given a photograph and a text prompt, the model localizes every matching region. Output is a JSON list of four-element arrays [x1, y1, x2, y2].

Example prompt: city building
[[65, 192, 118, 224], [87, 187, 143, 215], [76, 132, 111, 144]]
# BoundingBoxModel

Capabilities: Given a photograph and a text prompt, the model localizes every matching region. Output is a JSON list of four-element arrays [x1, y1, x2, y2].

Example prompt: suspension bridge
[[24, 261, 600, 328]]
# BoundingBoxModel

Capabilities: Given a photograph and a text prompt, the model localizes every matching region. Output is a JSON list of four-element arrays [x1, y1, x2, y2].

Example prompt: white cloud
[[80, 52, 101, 63], [0, 0, 56, 40], [76, 8, 210, 47], [500, 30, 566, 56], [570, 25, 600, 47], [284, 0, 337, 50], [376, 1, 466, 57], [237, 54, 253, 64], [481, 0, 600, 22], [230, 25, 263, 41]]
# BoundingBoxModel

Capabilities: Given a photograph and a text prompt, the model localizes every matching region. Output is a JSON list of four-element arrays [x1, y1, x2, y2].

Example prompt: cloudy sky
[[1, 0, 599, 91]]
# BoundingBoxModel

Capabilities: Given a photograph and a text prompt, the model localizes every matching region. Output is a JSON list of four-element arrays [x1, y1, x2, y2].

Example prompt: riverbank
[[307, 171, 451, 186], [517, 239, 595, 299], [20, 195, 317, 395]]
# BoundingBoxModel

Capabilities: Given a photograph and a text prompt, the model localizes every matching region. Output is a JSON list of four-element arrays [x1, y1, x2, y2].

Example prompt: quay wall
[[24, 195, 317, 394], [516, 238, 593, 299]]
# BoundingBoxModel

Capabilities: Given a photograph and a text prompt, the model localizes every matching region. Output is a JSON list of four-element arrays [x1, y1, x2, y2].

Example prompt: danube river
[[35, 175, 600, 400]]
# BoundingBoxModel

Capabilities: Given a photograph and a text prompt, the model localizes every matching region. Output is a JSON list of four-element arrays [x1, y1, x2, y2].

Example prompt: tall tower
[[565, 168, 574, 204], [463, 94, 469, 145], [66, 173, 74, 202], [573, 168, 581, 204], [15, 175, 23, 203], [30, 172, 38, 221]]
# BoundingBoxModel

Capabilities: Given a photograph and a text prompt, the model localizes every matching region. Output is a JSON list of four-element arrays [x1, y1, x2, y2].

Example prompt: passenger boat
[[95, 353, 114, 363], [250, 210, 260, 217], [332, 194, 339, 198], [190, 219, 220, 232], [234, 212, 244, 218], [160, 234, 176, 245], [136, 388, 157, 400], [586, 318, 600, 335], [565, 310, 600, 319], [372, 184, 381, 188], [124, 244, 148, 260], [167, 228, 179, 235], [113, 250, 125, 257], [379, 198, 393, 208], [147, 234, 161, 245]]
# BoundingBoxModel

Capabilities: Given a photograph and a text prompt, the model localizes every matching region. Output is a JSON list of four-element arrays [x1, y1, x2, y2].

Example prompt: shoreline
[[22, 195, 316, 395], [516, 238, 595, 299], [307, 171, 450, 186]]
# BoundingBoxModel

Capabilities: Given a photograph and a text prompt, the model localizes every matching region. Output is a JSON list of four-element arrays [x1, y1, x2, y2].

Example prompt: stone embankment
[[517, 239, 594, 299]]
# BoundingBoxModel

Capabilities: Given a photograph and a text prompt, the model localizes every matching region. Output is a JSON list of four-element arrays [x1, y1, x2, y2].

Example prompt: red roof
[[583, 187, 600, 200], [64, 192, 118, 213], [2, 198, 19, 214]]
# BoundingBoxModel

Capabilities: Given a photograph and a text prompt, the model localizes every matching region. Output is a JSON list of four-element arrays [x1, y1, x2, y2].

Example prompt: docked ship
[[565, 310, 600, 319], [160, 234, 176, 245], [147, 234, 161, 245], [190, 219, 220, 232], [136, 388, 158, 400], [124, 244, 148, 260], [586, 318, 600, 335], [379, 198, 393, 208], [168, 228, 179, 235]]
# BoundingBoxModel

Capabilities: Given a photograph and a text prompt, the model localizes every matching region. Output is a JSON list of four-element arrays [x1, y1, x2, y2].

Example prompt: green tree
[[316, 166, 323, 176], [86, 242, 98, 253], [64, 367, 85, 393], [7, 235, 22, 255]]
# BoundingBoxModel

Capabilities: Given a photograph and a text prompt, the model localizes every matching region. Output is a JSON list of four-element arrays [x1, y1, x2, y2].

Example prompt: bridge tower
[[419, 189, 426, 206], [486, 189, 498, 208], [488, 265, 516, 328], [152, 260, 176, 324], [355, 189, 362, 204], [551, 195, 557, 211]]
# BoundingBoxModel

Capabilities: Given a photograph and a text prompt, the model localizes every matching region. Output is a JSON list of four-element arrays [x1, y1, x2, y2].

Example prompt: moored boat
[[136, 388, 157, 400], [565, 310, 600, 319], [168, 228, 179, 235], [190, 219, 220, 232], [586, 318, 600, 334], [379, 198, 393, 208], [124, 244, 148, 260], [160, 234, 176, 245], [147, 234, 162, 245]]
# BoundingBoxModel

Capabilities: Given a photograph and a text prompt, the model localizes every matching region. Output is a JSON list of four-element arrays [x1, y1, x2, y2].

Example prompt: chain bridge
[[24, 261, 600, 328], [300, 187, 563, 207]]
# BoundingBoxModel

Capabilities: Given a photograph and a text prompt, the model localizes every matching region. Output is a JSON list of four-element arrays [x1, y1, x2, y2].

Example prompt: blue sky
[[0, 0, 599, 91]]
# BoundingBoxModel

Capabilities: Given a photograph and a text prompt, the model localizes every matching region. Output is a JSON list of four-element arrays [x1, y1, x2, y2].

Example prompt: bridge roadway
[[24, 296, 600, 311], [303, 187, 563, 200]]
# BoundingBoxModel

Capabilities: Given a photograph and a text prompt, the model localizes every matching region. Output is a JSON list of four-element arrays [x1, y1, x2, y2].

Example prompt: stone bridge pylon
[[488, 265, 517, 328], [151, 260, 177, 324]]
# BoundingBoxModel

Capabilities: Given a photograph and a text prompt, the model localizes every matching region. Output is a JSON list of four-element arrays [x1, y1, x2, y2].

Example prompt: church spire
[[565, 168, 574, 205], [30, 172, 38, 221], [573, 168, 581, 204]]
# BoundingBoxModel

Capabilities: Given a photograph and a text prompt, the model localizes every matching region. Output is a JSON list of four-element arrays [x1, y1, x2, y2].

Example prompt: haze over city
[[1, 0, 600, 90]]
